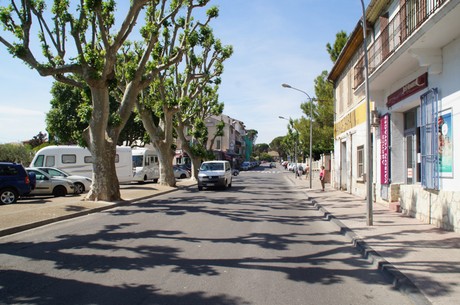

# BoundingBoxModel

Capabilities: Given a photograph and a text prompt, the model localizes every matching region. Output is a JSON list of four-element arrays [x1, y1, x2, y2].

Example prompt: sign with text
[[387, 73, 428, 108], [380, 113, 390, 184]]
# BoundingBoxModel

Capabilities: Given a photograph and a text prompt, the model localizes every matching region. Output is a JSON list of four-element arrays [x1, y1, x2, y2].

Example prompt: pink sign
[[380, 114, 390, 184]]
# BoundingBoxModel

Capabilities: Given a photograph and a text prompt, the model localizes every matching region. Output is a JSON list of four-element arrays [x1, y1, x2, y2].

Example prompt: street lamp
[[360, 0, 373, 226], [282, 83, 313, 189], [279, 116, 298, 178]]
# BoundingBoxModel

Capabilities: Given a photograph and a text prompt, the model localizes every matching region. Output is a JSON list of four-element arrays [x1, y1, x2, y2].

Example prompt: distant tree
[[28, 132, 47, 148], [0, 143, 33, 164], [254, 143, 269, 154], [326, 30, 348, 63], [258, 152, 273, 162], [270, 136, 287, 160], [300, 70, 334, 159], [252, 143, 269, 160]]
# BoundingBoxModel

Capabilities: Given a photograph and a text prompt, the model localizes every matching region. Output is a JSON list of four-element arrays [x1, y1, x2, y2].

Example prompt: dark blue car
[[0, 162, 34, 204]]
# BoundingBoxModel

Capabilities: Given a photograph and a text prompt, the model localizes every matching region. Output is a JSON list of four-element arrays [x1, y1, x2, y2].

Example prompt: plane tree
[[132, 6, 229, 186], [174, 24, 233, 180], [0, 0, 211, 201]]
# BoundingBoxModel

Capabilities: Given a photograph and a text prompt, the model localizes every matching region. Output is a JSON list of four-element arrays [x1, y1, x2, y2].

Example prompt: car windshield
[[200, 162, 224, 171]]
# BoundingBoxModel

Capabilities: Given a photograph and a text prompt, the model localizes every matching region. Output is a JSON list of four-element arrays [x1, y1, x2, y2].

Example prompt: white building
[[329, 0, 460, 232]]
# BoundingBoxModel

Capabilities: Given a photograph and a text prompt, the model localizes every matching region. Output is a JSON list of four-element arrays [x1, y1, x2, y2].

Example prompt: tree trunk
[[84, 86, 121, 201], [176, 121, 200, 180], [155, 141, 176, 187], [136, 101, 177, 187]]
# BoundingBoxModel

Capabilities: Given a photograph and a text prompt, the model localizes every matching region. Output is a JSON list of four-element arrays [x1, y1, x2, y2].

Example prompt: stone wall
[[399, 185, 460, 232]]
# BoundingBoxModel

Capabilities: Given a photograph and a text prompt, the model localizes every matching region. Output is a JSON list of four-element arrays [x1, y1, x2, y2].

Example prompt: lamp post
[[360, 0, 373, 226], [282, 83, 313, 189], [279, 116, 298, 178]]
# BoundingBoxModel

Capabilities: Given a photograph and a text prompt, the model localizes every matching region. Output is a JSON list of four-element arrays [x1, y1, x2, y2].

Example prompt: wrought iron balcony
[[354, 0, 447, 88]]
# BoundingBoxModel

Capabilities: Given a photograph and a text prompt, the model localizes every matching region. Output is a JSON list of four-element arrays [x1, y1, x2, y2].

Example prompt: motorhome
[[132, 147, 160, 183], [30, 145, 133, 183]]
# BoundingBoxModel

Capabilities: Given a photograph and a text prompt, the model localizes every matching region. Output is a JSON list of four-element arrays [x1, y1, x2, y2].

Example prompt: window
[[33, 155, 44, 167], [62, 154, 76, 164], [357, 145, 364, 179], [84, 156, 93, 163], [420, 88, 439, 190], [216, 139, 221, 150], [44, 156, 55, 167]]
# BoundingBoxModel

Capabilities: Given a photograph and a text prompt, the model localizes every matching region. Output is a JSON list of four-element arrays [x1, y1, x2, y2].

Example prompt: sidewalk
[[286, 173, 460, 305]]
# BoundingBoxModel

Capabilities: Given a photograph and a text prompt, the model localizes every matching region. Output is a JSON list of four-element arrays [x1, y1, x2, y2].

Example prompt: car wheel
[[198, 186, 203, 191], [1, 188, 18, 204], [53, 185, 67, 197], [180, 174, 186, 179], [74, 182, 85, 194]]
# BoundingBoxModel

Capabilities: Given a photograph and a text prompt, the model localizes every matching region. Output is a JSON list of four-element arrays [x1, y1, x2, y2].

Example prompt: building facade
[[206, 114, 247, 165], [175, 114, 247, 168], [329, 0, 460, 232]]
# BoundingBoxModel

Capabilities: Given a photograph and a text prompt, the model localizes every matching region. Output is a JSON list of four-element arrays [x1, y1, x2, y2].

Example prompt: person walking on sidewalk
[[319, 166, 326, 191], [297, 165, 303, 179]]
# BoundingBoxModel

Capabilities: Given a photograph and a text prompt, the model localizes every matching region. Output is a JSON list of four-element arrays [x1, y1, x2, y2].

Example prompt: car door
[[29, 170, 52, 195]]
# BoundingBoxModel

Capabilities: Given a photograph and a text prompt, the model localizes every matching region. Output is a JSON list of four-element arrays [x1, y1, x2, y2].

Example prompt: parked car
[[34, 167, 92, 194], [198, 160, 232, 191], [240, 161, 251, 171], [25, 168, 75, 197], [0, 162, 34, 204], [173, 165, 191, 179]]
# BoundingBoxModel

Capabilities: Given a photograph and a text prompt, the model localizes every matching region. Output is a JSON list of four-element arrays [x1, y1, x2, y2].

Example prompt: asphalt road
[[0, 166, 413, 305]]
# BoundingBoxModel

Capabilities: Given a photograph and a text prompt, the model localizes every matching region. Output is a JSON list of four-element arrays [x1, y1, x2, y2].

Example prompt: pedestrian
[[319, 165, 326, 191], [297, 165, 303, 179]]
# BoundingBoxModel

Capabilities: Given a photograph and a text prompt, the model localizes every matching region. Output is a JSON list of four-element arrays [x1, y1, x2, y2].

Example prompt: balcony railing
[[354, 0, 447, 88]]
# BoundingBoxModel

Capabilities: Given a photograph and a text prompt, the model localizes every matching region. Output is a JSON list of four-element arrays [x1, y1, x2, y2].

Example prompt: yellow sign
[[334, 102, 373, 137]]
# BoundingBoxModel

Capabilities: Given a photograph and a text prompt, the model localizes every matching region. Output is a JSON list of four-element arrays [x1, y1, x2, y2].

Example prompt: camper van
[[132, 147, 160, 183], [30, 145, 133, 183]]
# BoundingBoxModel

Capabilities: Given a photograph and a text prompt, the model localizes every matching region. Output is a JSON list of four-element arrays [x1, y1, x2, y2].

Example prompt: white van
[[132, 147, 160, 183], [197, 160, 232, 191], [30, 145, 133, 183]]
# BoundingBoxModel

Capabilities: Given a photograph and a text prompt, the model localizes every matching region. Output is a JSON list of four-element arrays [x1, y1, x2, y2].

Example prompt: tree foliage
[[0, 143, 34, 164], [27, 132, 48, 148], [326, 30, 348, 63], [270, 136, 287, 160], [46, 81, 146, 146]]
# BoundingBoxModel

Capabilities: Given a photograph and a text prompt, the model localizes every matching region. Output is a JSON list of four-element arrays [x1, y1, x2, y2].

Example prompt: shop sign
[[380, 113, 390, 184], [387, 73, 428, 107]]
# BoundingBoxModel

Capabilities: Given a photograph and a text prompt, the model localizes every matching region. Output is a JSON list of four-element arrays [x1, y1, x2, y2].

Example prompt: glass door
[[405, 134, 416, 184]]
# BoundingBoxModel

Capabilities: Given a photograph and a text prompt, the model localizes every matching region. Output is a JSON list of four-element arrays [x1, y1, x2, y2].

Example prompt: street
[[0, 166, 413, 305]]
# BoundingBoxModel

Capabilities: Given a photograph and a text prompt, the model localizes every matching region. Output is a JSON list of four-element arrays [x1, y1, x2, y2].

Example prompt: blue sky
[[0, 0, 368, 144]]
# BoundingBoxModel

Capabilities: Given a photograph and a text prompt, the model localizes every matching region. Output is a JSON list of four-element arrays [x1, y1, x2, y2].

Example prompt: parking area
[[0, 179, 196, 236]]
